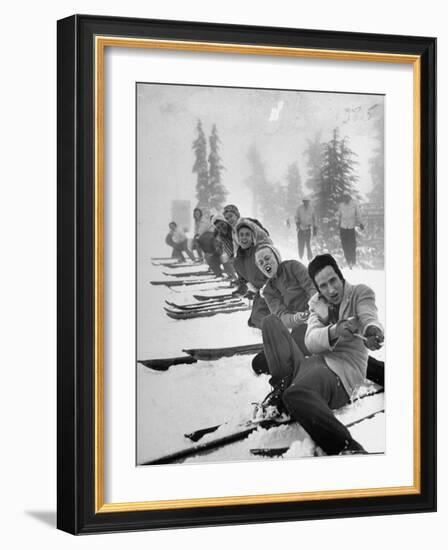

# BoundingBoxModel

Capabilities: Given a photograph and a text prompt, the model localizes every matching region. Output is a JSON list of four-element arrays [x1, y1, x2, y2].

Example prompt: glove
[[359, 224, 365, 231], [364, 325, 384, 351], [247, 282, 257, 294], [333, 318, 358, 341], [292, 311, 309, 324], [313, 226, 317, 237]]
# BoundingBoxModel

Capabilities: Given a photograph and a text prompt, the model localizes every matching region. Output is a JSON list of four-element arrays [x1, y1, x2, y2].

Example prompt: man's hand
[[364, 325, 384, 351], [330, 318, 357, 342]]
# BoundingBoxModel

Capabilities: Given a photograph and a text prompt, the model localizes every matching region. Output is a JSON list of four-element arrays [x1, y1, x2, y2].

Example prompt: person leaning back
[[260, 253, 384, 455]]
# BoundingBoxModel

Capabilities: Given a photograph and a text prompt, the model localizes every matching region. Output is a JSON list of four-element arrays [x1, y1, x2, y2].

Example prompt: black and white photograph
[[136, 83, 385, 466]]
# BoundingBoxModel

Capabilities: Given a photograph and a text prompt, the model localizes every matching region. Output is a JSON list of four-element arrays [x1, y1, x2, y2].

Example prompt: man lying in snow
[[257, 253, 384, 455]]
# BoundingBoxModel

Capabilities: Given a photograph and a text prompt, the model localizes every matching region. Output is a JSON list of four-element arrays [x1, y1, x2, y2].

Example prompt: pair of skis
[[142, 388, 384, 465], [138, 342, 263, 371], [150, 276, 231, 287], [165, 303, 250, 320]]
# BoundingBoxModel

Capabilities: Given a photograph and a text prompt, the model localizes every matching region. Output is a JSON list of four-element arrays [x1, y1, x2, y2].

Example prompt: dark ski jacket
[[262, 260, 316, 329]]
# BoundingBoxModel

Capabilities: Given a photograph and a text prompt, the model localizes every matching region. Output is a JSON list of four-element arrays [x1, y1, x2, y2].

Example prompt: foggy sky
[[137, 83, 383, 256]]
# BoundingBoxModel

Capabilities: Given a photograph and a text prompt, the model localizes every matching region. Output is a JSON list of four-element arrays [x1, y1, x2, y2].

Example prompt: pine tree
[[285, 162, 303, 219], [245, 144, 269, 218], [207, 124, 227, 211], [192, 120, 209, 206], [316, 129, 360, 240], [367, 105, 384, 206], [304, 134, 324, 195]]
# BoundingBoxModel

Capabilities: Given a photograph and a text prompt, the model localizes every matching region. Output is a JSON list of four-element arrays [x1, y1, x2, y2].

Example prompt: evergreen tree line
[[191, 119, 383, 266], [247, 128, 383, 254], [192, 120, 227, 211]]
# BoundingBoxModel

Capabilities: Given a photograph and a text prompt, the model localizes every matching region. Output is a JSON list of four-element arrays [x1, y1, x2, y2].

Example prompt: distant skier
[[165, 222, 196, 262], [337, 194, 364, 269], [294, 196, 317, 262], [259, 253, 384, 455]]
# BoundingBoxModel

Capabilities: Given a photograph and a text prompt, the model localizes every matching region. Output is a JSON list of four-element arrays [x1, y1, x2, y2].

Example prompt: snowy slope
[[137, 260, 385, 465]]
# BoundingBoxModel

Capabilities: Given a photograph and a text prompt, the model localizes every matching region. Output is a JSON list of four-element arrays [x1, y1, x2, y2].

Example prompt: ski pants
[[172, 240, 196, 262], [340, 227, 357, 266], [192, 237, 204, 260], [298, 228, 313, 261], [262, 314, 360, 455]]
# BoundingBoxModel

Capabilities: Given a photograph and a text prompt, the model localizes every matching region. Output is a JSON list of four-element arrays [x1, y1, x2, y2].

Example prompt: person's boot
[[339, 438, 368, 455], [254, 377, 290, 421]]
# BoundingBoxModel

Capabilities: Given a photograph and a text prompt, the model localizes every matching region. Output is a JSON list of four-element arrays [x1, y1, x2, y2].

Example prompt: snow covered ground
[[137, 257, 385, 465]]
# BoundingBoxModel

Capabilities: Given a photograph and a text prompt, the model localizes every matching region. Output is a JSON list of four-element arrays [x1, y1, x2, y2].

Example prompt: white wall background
[[0, 0, 444, 547]]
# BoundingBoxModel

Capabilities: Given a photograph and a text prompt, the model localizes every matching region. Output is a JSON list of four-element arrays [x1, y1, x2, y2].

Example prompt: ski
[[183, 343, 263, 361], [163, 302, 245, 319], [164, 262, 206, 269], [139, 342, 263, 372], [169, 284, 235, 294], [143, 391, 384, 465], [138, 355, 197, 371], [142, 417, 288, 465], [193, 290, 238, 301], [185, 387, 384, 442], [249, 407, 385, 457], [162, 270, 213, 278], [150, 277, 229, 287], [165, 304, 250, 320], [151, 260, 201, 267], [165, 297, 243, 310]]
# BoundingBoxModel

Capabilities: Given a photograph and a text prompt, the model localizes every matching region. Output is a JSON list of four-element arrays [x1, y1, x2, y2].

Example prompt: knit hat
[[223, 204, 240, 218]]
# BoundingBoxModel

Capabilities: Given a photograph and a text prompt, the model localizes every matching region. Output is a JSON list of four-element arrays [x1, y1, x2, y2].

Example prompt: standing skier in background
[[294, 197, 317, 262], [337, 194, 364, 269]]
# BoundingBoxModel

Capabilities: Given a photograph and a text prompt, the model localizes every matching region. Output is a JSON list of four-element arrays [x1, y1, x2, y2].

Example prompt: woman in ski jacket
[[233, 218, 273, 329], [212, 214, 235, 259], [223, 203, 270, 253], [255, 244, 316, 329]]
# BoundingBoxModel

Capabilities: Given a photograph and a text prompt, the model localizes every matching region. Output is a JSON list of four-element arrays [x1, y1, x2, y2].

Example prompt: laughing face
[[255, 247, 279, 278], [237, 227, 254, 250]]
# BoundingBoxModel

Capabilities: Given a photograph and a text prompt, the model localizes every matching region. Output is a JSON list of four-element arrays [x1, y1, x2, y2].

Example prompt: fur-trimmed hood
[[235, 218, 272, 248]]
